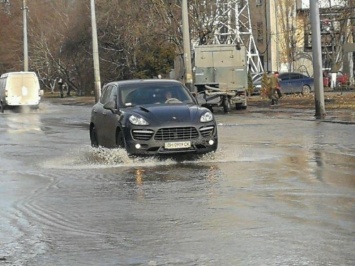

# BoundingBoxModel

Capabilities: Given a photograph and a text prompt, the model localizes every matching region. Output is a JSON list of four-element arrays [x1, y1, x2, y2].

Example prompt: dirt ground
[[248, 91, 355, 111]]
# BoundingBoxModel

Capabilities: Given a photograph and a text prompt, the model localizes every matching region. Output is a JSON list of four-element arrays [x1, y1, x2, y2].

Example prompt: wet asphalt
[[0, 99, 354, 265]]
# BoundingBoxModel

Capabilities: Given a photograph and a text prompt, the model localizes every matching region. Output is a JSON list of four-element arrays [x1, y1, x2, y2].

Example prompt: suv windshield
[[120, 83, 194, 106]]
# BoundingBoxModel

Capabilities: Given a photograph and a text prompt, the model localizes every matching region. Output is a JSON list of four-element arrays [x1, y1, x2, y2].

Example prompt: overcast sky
[[299, 0, 347, 8]]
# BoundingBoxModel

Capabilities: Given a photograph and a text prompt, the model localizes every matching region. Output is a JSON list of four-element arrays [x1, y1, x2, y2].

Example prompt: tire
[[302, 85, 311, 95], [236, 103, 247, 110], [90, 126, 99, 147], [31, 104, 40, 111], [223, 96, 230, 113], [116, 130, 126, 149], [0, 101, 4, 113]]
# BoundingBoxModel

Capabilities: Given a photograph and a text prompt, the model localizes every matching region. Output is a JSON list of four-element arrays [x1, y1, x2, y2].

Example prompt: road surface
[[0, 100, 354, 265]]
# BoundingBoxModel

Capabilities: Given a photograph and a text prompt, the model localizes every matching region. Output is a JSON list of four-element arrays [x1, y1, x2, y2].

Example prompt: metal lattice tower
[[210, 0, 264, 74]]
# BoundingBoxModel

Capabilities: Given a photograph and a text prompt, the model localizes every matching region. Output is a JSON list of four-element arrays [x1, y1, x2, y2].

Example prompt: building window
[[304, 33, 312, 48], [257, 22, 263, 43]]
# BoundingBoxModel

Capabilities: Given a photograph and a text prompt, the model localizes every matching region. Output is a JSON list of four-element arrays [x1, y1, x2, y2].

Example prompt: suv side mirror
[[103, 101, 118, 114]]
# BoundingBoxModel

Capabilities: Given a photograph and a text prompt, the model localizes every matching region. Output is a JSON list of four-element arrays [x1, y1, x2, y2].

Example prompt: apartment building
[[249, 0, 354, 79]]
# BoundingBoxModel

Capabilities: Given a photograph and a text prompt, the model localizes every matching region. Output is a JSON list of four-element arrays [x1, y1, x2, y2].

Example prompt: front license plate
[[164, 141, 191, 149]]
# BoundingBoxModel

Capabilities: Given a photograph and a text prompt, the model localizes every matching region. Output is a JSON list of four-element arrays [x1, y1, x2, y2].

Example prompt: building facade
[[249, 0, 354, 80]]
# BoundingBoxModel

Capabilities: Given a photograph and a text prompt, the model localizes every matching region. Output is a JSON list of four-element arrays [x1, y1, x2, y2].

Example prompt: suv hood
[[131, 104, 202, 123]]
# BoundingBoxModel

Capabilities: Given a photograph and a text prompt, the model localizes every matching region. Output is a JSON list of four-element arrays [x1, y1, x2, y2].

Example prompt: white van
[[0, 71, 43, 113]]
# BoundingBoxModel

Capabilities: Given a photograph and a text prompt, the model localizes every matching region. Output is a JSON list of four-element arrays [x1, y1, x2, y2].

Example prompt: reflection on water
[[313, 150, 324, 181], [309, 149, 355, 188], [135, 169, 144, 185], [2, 112, 42, 134], [123, 163, 220, 183], [1, 114, 355, 266]]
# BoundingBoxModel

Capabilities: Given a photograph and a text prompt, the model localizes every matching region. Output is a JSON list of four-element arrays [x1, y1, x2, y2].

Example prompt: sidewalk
[[246, 105, 355, 125]]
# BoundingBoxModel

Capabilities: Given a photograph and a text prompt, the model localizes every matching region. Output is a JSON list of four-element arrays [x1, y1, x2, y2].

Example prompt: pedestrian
[[274, 72, 282, 98], [269, 72, 282, 106], [58, 78, 64, 98]]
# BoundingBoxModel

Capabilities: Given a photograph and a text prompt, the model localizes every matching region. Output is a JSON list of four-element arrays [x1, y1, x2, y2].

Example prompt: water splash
[[40, 143, 283, 171]]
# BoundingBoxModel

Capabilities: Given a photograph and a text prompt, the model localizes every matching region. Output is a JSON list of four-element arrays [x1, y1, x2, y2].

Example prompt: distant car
[[89, 79, 218, 156], [278, 72, 314, 95], [252, 74, 263, 95]]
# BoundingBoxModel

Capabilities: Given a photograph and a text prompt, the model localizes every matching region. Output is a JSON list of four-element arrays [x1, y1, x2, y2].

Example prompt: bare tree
[[10, 0, 353, 93], [28, 0, 92, 94], [94, 0, 177, 80], [276, 0, 299, 71], [0, 0, 24, 73], [320, 1, 353, 73]]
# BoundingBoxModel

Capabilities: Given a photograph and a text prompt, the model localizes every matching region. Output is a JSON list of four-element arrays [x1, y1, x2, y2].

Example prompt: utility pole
[[23, 0, 28, 71], [310, 0, 326, 119], [181, 0, 194, 92], [90, 0, 101, 102]]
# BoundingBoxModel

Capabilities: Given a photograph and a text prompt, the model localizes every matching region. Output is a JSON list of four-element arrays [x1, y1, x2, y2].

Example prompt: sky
[[299, 0, 347, 8]]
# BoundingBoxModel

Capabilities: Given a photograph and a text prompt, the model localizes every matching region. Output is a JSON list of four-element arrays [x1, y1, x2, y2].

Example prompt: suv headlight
[[200, 111, 213, 122], [129, 115, 149, 125]]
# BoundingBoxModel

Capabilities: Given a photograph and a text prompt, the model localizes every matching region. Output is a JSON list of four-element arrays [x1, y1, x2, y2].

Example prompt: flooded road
[[0, 101, 354, 265]]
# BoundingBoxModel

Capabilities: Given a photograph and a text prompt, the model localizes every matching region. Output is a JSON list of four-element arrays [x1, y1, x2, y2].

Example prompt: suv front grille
[[155, 127, 199, 141]]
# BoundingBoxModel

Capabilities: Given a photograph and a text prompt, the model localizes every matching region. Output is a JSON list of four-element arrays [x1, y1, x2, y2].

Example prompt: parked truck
[[193, 44, 248, 113]]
